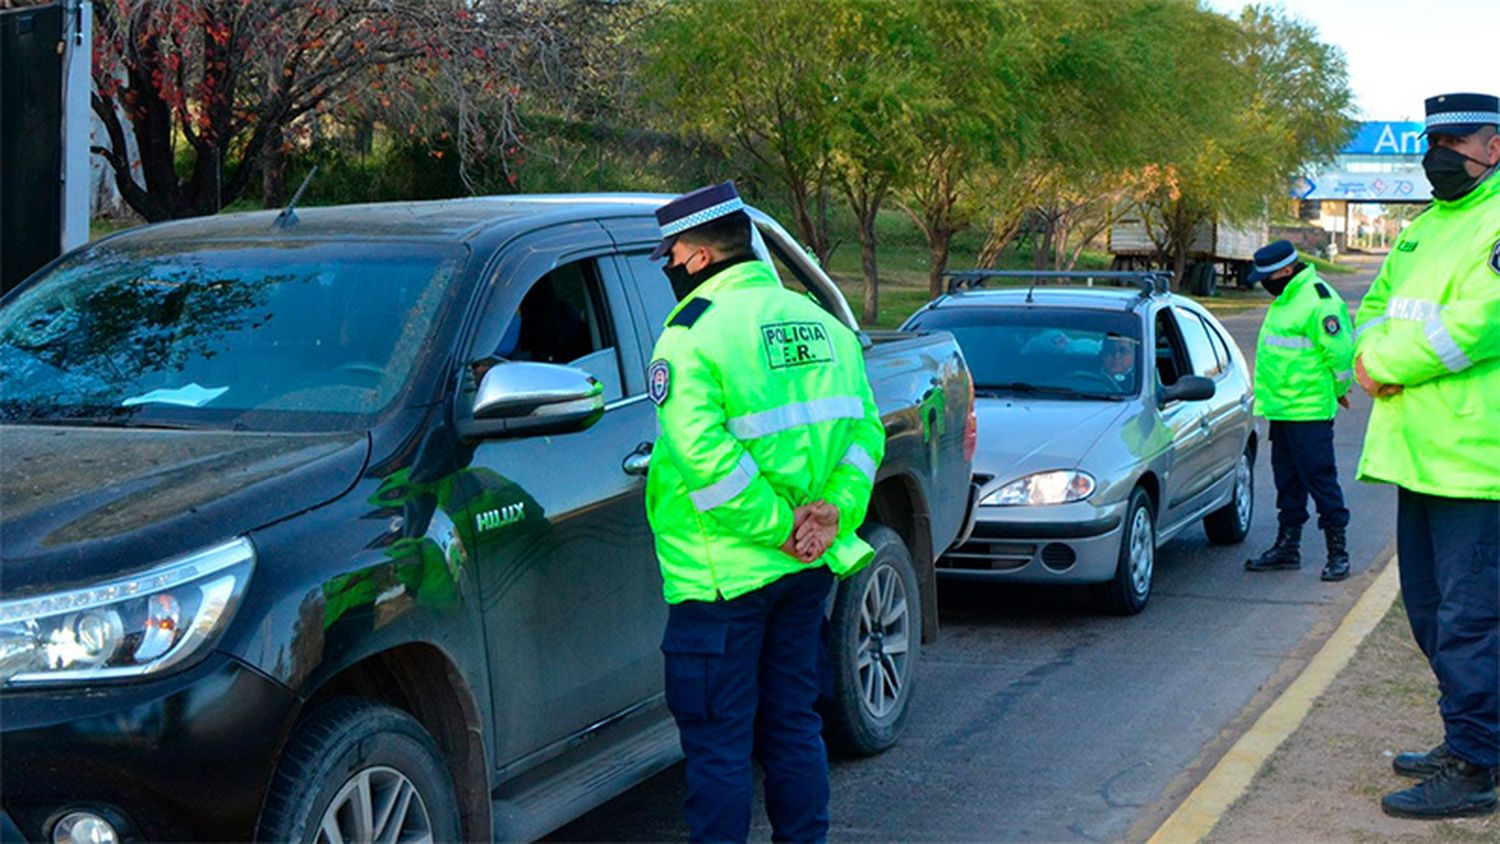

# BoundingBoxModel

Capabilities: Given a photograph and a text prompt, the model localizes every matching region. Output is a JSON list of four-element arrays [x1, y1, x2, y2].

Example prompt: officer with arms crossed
[[1354, 92, 1500, 820], [643, 182, 885, 842], [1243, 239, 1355, 581]]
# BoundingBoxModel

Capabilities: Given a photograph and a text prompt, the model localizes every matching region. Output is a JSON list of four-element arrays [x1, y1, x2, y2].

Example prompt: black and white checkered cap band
[[660, 197, 745, 237], [1255, 251, 1297, 275], [1426, 111, 1500, 130]]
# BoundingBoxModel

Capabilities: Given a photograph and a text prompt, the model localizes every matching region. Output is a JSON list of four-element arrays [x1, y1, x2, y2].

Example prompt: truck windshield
[[908, 307, 1143, 399], [0, 241, 468, 431]]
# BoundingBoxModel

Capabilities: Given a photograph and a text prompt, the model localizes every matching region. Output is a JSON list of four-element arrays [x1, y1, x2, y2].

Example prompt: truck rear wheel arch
[[867, 475, 938, 643], [289, 644, 490, 843]]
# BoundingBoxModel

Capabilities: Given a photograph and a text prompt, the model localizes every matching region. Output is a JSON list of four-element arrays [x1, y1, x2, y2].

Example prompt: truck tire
[[1203, 444, 1255, 545], [259, 697, 462, 844], [823, 524, 921, 757], [1092, 486, 1155, 616]]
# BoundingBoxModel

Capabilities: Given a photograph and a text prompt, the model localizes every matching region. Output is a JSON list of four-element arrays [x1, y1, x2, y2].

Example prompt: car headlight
[[981, 470, 1096, 506], [0, 538, 254, 688]]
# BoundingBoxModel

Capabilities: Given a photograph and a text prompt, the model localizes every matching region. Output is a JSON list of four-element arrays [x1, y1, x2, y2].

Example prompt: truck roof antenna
[[273, 166, 318, 229]]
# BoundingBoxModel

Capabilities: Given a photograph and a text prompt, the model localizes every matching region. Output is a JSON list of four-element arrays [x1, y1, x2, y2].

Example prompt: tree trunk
[[857, 208, 880, 326], [262, 124, 287, 209], [927, 229, 953, 299]]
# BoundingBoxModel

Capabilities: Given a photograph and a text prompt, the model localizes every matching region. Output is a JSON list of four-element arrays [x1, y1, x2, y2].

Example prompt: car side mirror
[[459, 361, 604, 439], [1159, 374, 1216, 405]]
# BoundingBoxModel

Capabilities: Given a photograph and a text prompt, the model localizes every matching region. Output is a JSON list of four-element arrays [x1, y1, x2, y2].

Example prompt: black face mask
[[662, 253, 753, 300], [1261, 262, 1302, 297], [1422, 145, 1495, 201]]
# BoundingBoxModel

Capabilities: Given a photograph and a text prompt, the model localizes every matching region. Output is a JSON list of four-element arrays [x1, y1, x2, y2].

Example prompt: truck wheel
[[824, 524, 921, 757], [1092, 487, 1155, 616], [1203, 445, 1254, 545], [259, 697, 461, 844]]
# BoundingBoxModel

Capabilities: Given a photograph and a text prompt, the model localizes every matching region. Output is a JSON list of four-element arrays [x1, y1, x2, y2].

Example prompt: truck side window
[[498, 259, 625, 403]]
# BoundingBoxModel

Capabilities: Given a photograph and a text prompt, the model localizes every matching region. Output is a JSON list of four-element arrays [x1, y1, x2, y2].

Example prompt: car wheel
[[1203, 445, 1255, 544], [823, 524, 920, 757], [259, 697, 462, 844], [1093, 487, 1155, 615]]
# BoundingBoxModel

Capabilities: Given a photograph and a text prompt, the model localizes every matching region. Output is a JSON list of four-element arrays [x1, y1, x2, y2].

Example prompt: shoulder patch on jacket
[[668, 298, 712, 328], [1323, 315, 1341, 336], [1314, 282, 1331, 299], [647, 359, 671, 406], [1489, 238, 1500, 277]]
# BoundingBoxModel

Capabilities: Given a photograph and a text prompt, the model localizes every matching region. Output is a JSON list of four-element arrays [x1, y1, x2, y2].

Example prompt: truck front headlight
[[0, 538, 254, 687], [981, 471, 1096, 506]]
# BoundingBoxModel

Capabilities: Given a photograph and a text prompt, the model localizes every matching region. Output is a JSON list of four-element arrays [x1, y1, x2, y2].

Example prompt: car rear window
[[0, 240, 469, 431]]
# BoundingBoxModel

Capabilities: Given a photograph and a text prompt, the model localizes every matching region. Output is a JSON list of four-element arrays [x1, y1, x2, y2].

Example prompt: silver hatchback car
[[903, 274, 1256, 615]]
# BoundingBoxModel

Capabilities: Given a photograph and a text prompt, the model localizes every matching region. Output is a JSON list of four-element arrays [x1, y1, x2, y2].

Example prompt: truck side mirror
[[460, 361, 604, 439], [1159, 374, 1216, 405]]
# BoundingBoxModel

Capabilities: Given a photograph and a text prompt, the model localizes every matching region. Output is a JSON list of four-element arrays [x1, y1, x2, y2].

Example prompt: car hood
[[0, 426, 368, 596], [972, 398, 1130, 484]]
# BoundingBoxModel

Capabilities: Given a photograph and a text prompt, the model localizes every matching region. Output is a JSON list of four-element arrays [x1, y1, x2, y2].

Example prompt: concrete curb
[[1146, 555, 1402, 843]]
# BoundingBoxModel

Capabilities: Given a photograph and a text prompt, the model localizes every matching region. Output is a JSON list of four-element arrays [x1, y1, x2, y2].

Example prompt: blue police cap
[[1423, 92, 1500, 138], [1248, 239, 1298, 283], [649, 181, 746, 260]]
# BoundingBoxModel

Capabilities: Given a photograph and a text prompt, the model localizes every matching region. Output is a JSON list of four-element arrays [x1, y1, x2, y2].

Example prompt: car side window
[[1153, 309, 1192, 387], [495, 259, 626, 403], [1197, 312, 1233, 376], [1175, 308, 1223, 379]]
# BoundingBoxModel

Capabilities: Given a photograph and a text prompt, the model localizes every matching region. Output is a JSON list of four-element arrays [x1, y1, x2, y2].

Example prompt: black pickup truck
[[0, 196, 974, 842]]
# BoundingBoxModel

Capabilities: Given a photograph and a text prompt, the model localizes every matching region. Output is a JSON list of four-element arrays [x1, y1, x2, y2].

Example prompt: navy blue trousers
[[1396, 488, 1499, 768], [662, 567, 834, 844], [1268, 420, 1350, 530]]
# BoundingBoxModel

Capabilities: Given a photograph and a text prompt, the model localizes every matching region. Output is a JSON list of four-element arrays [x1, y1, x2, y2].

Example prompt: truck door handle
[[622, 442, 653, 476]]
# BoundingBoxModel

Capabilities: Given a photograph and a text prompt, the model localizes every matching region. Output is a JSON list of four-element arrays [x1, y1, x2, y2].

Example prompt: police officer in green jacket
[[644, 182, 885, 842], [1354, 93, 1500, 820], [1244, 240, 1355, 580]]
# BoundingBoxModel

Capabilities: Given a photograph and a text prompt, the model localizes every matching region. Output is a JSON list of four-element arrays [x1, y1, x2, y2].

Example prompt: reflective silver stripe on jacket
[[689, 453, 759, 512], [725, 395, 865, 440], [1264, 335, 1314, 349], [840, 443, 878, 482], [1355, 316, 1386, 339], [1381, 297, 1472, 373]]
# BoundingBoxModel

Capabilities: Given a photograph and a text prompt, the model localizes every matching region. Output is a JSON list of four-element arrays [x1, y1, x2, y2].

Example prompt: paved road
[[549, 255, 1397, 843]]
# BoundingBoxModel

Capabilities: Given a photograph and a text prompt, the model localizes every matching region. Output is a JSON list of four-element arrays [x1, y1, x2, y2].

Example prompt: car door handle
[[622, 442, 653, 476]]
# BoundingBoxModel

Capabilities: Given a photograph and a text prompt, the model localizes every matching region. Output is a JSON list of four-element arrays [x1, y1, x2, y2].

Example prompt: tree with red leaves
[[91, 0, 559, 221]]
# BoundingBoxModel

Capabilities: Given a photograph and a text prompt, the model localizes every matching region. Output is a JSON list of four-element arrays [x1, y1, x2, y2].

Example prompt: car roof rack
[[944, 269, 1171, 303]]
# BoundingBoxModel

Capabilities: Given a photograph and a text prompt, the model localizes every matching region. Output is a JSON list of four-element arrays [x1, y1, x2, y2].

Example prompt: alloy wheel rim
[[856, 564, 910, 719], [1234, 454, 1253, 530], [316, 765, 433, 844], [1129, 506, 1154, 597]]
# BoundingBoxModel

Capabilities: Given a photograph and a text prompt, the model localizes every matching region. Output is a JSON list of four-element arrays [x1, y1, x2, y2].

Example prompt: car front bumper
[[0, 653, 298, 842], [938, 499, 1127, 584]]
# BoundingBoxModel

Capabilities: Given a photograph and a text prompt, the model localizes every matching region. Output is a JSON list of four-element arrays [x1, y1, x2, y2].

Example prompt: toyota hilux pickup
[[0, 195, 974, 843]]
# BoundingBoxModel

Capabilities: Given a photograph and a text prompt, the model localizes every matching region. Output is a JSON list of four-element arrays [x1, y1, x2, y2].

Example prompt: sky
[[1205, 0, 1500, 120]]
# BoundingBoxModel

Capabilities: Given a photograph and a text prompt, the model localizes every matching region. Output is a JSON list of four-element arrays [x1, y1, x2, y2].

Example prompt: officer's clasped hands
[[1354, 354, 1403, 399], [779, 501, 840, 563]]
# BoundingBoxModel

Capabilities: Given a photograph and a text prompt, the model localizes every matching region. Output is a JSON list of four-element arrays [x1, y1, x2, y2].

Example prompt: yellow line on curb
[[1146, 557, 1402, 844]]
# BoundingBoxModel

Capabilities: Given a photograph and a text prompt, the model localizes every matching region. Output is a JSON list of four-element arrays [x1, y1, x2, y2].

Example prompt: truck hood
[[972, 398, 1129, 484], [0, 426, 368, 596]]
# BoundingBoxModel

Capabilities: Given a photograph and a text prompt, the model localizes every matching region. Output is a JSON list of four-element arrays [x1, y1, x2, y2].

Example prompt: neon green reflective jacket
[[1253, 264, 1354, 421], [645, 260, 886, 604], [1354, 171, 1500, 500]]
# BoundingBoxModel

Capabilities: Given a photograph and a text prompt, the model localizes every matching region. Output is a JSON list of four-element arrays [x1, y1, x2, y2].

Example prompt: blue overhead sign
[[1345, 121, 1427, 156]]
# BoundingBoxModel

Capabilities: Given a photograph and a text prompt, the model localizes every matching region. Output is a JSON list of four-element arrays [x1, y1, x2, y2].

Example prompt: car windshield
[[907, 306, 1143, 399], [0, 240, 468, 432]]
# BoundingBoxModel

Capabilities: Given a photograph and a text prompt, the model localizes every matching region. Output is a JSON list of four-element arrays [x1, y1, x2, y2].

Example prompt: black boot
[[1394, 741, 1455, 778], [1246, 525, 1301, 571], [1320, 525, 1350, 581], [1381, 757, 1498, 819]]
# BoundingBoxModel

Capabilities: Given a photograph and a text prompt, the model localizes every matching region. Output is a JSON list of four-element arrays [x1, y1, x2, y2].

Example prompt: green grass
[[1300, 251, 1356, 275]]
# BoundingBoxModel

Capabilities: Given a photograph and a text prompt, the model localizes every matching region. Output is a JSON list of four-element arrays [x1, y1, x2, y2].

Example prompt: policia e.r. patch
[[760, 321, 835, 370]]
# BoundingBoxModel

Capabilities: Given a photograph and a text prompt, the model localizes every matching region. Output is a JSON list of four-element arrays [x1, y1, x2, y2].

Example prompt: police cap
[[1249, 239, 1298, 283], [649, 181, 746, 260], [1423, 92, 1500, 138]]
